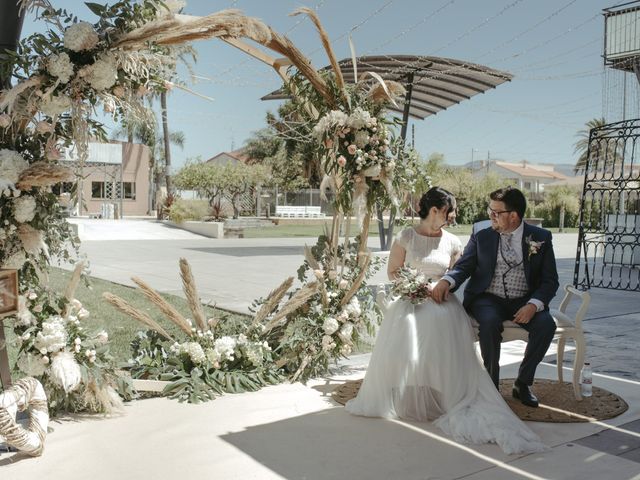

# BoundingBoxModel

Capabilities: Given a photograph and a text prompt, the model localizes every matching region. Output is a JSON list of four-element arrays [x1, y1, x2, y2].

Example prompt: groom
[[431, 186, 559, 408]]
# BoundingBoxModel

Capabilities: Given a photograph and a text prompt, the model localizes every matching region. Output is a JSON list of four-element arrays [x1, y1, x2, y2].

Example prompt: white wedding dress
[[345, 228, 546, 455]]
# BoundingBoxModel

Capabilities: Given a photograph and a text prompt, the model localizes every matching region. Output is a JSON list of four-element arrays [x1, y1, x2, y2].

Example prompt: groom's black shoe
[[512, 380, 539, 408]]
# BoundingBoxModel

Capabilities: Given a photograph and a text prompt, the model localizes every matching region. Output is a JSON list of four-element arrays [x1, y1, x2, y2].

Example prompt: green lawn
[[243, 222, 577, 238], [3, 268, 250, 368]]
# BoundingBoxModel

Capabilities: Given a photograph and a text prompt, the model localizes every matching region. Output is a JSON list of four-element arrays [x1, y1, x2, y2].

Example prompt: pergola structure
[[262, 54, 513, 248]]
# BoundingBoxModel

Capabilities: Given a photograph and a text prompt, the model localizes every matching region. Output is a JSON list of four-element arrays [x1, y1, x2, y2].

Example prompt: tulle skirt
[[345, 296, 546, 455]]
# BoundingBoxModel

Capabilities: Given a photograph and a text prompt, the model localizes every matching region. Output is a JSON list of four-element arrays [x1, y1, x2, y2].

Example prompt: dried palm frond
[[131, 277, 192, 335], [178, 258, 207, 332], [102, 292, 174, 341], [368, 80, 406, 105], [259, 27, 334, 108], [303, 246, 320, 270], [0, 76, 43, 113], [339, 254, 371, 307], [291, 8, 347, 104], [262, 282, 319, 334], [113, 10, 271, 49], [252, 276, 294, 327], [16, 162, 74, 190], [64, 261, 85, 304]]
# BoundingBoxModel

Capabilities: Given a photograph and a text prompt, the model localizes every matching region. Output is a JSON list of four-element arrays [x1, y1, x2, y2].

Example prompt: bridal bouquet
[[390, 267, 432, 304]]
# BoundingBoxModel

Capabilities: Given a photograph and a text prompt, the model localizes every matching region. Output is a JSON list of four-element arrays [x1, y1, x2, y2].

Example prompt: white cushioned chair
[[376, 284, 591, 401]]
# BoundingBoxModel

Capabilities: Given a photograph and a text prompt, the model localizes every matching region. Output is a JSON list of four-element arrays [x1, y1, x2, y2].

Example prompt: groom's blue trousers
[[469, 293, 556, 388]]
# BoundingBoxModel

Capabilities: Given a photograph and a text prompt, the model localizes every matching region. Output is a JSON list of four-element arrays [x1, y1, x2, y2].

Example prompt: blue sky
[[22, 0, 633, 170]]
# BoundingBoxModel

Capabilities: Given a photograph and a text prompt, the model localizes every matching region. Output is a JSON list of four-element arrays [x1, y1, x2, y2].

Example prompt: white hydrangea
[[179, 342, 206, 364], [322, 317, 340, 335], [214, 336, 237, 361], [345, 297, 361, 318], [47, 52, 74, 83], [338, 322, 354, 344], [64, 21, 99, 52], [205, 347, 220, 366], [34, 316, 67, 353], [2, 250, 27, 269], [17, 352, 47, 377], [0, 149, 29, 186], [85, 54, 117, 91], [347, 108, 374, 130], [40, 94, 71, 117], [313, 110, 349, 139], [14, 195, 37, 223]]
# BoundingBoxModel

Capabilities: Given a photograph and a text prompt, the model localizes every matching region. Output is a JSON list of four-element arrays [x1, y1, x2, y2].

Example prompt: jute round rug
[[332, 378, 628, 423]]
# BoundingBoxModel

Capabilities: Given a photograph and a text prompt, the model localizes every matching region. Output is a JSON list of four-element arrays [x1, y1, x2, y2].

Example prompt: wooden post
[[0, 321, 10, 388], [0, 269, 19, 389]]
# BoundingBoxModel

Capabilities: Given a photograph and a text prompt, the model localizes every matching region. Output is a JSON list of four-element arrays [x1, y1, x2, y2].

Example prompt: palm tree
[[573, 118, 611, 174]]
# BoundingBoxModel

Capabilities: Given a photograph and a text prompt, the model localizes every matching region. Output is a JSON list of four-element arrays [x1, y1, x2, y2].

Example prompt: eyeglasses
[[487, 207, 513, 218]]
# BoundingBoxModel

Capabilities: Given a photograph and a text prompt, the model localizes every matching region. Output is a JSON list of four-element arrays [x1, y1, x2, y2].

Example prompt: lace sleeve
[[394, 228, 413, 250], [448, 234, 463, 269]]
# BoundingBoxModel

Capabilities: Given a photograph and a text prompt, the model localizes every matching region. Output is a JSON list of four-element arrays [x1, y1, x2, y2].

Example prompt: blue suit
[[447, 222, 559, 387]]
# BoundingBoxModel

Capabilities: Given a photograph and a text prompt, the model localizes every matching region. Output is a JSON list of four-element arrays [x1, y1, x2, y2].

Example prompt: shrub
[[168, 198, 210, 223]]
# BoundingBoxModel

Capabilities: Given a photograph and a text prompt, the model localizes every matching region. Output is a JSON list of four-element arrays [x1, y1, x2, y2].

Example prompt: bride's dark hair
[[418, 187, 456, 219]]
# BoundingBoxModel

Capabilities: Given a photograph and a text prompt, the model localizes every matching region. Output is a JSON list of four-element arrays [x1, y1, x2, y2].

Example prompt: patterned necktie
[[501, 233, 519, 266]]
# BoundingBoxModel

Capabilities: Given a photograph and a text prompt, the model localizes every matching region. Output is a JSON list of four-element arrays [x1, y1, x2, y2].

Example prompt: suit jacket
[[447, 222, 559, 310]]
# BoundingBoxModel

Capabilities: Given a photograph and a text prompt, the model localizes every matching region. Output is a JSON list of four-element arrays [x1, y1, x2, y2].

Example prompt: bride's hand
[[431, 279, 451, 304]]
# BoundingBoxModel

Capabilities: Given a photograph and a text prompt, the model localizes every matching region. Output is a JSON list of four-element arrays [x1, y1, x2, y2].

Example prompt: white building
[[469, 160, 569, 194]]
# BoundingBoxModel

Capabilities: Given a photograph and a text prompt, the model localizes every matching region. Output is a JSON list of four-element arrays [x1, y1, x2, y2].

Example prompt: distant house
[[470, 160, 569, 194], [206, 148, 252, 166], [61, 141, 152, 217]]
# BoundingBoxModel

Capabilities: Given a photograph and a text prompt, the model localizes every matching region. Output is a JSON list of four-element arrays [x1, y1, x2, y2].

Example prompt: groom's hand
[[431, 280, 451, 304], [513, 303, 537, 324]]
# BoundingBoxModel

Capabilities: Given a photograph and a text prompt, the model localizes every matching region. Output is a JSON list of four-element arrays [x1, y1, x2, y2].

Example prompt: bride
[[345, 187, 546, 455]]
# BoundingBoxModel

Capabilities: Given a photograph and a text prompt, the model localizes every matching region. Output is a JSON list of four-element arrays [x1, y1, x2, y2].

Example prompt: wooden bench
[[275, 206, 326, 218], [376, 284, 590, 401]]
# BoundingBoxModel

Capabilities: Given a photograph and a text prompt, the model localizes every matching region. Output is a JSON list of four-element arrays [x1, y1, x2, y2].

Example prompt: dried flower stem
[[131, 277, 192, 335], [252, 276, 294, 327], [178, 259, 207, 332], [102, 292, 174, 341]]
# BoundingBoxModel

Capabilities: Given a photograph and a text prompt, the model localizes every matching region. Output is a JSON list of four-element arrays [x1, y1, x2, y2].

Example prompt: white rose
[[338, 279, 349, 290]]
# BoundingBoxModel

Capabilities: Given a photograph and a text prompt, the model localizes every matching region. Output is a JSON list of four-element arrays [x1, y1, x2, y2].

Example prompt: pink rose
[[36, 121, 54, 134], [0, 113, 11, 128], [347, 144, 357, 155], [324, 138, 334, 148], [112, 85, 125, 98], [337, 155, 347, 167]]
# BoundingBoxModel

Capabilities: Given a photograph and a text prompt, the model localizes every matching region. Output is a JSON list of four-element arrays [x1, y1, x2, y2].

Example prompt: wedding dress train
[[345, 228, 546, 455]]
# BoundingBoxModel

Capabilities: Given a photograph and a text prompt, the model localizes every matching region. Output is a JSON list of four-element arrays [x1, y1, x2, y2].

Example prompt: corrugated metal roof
[[262, 55, 513, 120]]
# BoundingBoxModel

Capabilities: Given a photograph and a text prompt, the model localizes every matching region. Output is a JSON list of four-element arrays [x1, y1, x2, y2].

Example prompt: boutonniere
[[525, 235, 545, 259]]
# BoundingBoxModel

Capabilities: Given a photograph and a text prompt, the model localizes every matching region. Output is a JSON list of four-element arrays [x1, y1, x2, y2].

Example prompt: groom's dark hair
[[490, 186, 527, 219], [418, 187, 456, 219]]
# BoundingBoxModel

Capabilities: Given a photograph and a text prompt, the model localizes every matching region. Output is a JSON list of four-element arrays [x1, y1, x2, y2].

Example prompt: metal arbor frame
[[574, 118, 640, 291]]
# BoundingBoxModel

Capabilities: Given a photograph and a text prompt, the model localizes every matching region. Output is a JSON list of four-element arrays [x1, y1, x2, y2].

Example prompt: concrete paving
[[10, 217, 636, 479]]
